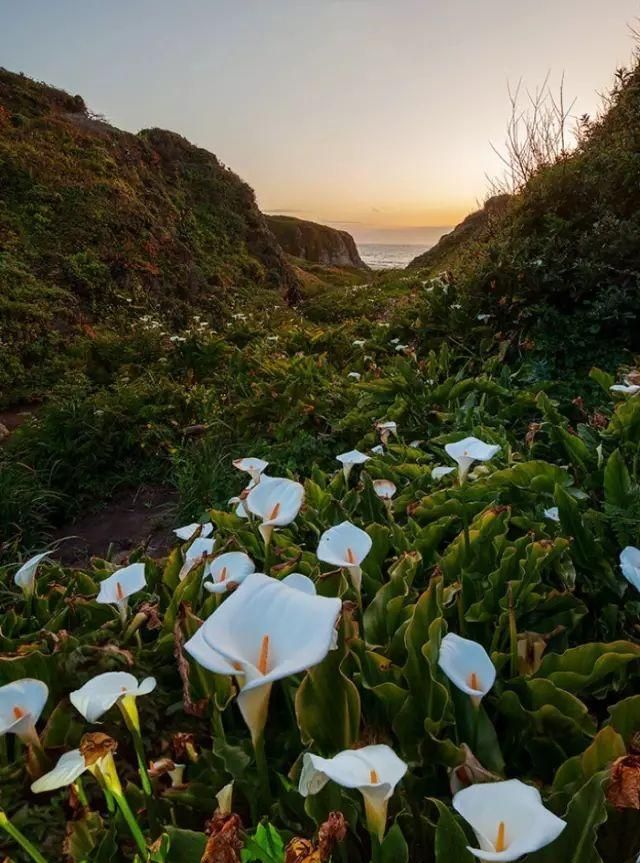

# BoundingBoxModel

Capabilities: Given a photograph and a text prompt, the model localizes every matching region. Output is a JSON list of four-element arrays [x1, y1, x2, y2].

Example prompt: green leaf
[[431, 798, 474, 863], [242, 822, 285, 863], [527, 772, 608, 863], [380, 823, 409, 863], [164, 827, 207, 861]]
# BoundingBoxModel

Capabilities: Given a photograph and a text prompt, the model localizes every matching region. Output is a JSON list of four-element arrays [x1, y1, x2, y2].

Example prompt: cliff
[[0, 68, 301, 396], [266, 215, 368, 269]]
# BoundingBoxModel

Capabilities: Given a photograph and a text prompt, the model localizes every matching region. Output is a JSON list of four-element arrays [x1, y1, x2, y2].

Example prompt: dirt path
[[54, 484, 178, 566], [0, 403, 38, 442]]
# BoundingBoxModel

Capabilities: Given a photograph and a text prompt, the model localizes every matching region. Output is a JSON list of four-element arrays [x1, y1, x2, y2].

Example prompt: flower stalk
[[0, 810, 50, 863]]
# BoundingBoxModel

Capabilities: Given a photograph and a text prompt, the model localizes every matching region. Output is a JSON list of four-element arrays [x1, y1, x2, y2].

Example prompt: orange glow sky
[[1, 0, 638, 242]]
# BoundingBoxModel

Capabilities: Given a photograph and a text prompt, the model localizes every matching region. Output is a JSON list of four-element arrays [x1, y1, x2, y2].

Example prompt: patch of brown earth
[[0, 403, 38, 443], [54, 484, 178, 566]]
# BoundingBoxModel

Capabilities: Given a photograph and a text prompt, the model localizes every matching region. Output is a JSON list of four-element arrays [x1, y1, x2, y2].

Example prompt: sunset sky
[[1, 0, 638, 243]]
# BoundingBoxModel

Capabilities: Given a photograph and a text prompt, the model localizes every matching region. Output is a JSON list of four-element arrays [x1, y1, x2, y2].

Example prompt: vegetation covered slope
[[0, 68, 300, 402], [407, 65, 640, 375], [266, 214, 368, 269]]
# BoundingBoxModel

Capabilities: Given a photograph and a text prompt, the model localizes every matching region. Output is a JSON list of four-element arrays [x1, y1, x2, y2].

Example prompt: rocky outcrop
[[266, 215, 368, 270], [407, 195, 511, 271]]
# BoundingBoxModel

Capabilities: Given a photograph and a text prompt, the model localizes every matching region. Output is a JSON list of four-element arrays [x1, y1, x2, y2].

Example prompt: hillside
[[266, 214, 368, 269], [407, 65, 640, 372], [407, 194, 511, 271], [0, 69, 300, 401]]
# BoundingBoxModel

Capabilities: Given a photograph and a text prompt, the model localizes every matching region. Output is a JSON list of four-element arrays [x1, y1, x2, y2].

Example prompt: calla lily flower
[[203, 551, 255, 594], [394, 343, 409, 352], [376, 421, 397, 445], [184, 573, 341, 744], [233, 457, 269, 483], [347, 371, 362, 381], [371, 445, 385, 455], [246, 476, 304, 545], [432, 465, 456, 481], [444, 436, 501, 481], [174, 522, 213, 541], [96, 563, 146, 623], [317, 520, 372, 592], [453, 779, 566, 861], [0, 679, 48, 746], [31, 748, 90, 792], [438, 633, 496, 706], [336, 449, 370, 481], [352, 339, 366, 347], [298, 745, 407, 842], [70, 672, 156, 725], [544, 507, 560, 522], [373, 479, 396, 500], [281, 572, 317, 595], [610, 382, 640, 396], [179, 536, 216, 581], [620, 546, 640, 592], [14, 551, 50, 596]]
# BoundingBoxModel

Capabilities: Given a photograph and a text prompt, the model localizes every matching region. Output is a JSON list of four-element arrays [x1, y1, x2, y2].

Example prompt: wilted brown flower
[[448, 744, 501, 795], [201, 812, 243, 863], [79, 732, 117, 766], [172, 732, 197, 762], [525, 422, 542, 447], [285, 812, 347, 863], [608, 755, 640, 809]]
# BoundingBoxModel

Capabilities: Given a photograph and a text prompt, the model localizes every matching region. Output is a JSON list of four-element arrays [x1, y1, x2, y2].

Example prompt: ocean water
[[358, 243, 431, 271]]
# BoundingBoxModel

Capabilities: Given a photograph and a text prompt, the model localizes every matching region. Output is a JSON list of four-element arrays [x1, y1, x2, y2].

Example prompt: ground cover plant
[[2, 315, 640, 860]]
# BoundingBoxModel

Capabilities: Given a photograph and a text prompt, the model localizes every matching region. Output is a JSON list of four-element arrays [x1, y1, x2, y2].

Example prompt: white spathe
[[610, 384, 640, 396], [299, 745, 407, 842], [203, 552, 255, 594], [317, 520, 372, 592], [445, 436, 501, 481], [371, 445, 385, 456], [14, 551, 50, 595], [0, 679, 48, 744], [453, 779, 566, 861], [179, 536, 216, 581], [347, 372, 362, 381], [174, 522, 213, 541], [336, 449, 370, 481], [70, 672, 156, 723], [432, 465, 456, 481], [544, 507, 560, 523], [373, 479, 396, 500], [31, 748, 88, 793], [246, 476, 304, 544], [620, 546, 640, 592], [184, 573, 341, 743], [438, 633, 496, 704], [96, 563, 146, 623], [233, 457, 269, 483]]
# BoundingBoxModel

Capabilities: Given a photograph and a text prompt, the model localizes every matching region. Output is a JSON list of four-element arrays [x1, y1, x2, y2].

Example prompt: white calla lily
[[179, 536, 216, 581], [347, 371, 361, 381], [174, 522, 213, 541], [432, 465, 456, 481], [0, 679, 48, 745], [233, 457, 269, 483], [96, 563, 146, 623], [373, 479, 396, 500], [246, 476, 304, 545], [336, 449, 370, 481], [31, 748, 89, 793], [317, 520, 372, 593], [281, 572, 317, 594], [376, 421, 397, 445], [14, 551, 50, 596], [610, 383, 640, 396], [445, 436, 501, 481], [352, 339, 366, 347], [438, 633, 496, 706], [544, 507, 560, 523], [620, 546, 640, 592], [184, 573, 341, 743], [453, 779, 566, 861], [298, 745, 407, 842], [70, 672, 156, 725], [371, 445, 385, 455], [203, 552, 255, 594]]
